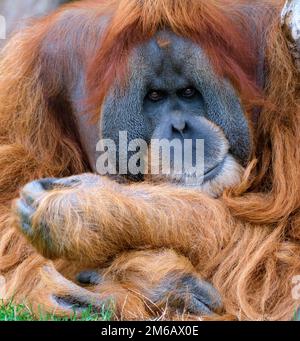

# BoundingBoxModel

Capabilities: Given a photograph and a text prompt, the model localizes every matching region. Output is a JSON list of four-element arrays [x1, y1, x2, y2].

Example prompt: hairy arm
[[13, 174, 233, 265]]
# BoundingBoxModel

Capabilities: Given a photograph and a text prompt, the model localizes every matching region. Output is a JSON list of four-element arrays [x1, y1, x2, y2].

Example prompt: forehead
[[136, 31, 210, 90]]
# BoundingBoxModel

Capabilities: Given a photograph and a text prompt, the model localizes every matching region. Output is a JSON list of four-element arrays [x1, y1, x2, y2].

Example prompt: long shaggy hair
[[0, 0, 299, 320]]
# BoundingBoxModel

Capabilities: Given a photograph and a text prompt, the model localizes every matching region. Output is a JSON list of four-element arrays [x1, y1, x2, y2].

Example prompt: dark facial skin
[[99, 31, 251, 183]]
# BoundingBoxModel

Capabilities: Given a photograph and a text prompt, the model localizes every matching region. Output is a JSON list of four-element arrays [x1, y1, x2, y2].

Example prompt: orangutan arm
[[13, 173, 232, 265]]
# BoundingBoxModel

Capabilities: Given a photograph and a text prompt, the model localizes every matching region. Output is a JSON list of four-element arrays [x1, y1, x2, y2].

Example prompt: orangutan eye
[[180, 87, 196, 98], [147, 90, 166, 102]]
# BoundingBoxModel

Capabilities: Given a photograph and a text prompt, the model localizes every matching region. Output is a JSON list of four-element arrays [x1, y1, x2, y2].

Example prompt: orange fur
[[0, 0, 299, 321]]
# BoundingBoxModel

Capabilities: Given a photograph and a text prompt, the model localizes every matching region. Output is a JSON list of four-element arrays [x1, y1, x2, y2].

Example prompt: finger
[[77, 271, 102, 285], [15, 198, 35, 236]]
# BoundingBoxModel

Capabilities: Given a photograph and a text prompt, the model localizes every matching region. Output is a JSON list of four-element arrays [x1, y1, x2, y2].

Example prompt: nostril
[[171, 120, 187, 134]]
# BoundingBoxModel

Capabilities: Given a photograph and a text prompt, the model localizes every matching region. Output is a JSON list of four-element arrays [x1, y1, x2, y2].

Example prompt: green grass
[[0, 300, 113, 321], [1, 300, 298, 321]]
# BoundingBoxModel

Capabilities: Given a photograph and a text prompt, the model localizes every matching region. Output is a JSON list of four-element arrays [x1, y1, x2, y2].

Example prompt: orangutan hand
[[77, 269, 222, 316], [13, 174, 114, 262]]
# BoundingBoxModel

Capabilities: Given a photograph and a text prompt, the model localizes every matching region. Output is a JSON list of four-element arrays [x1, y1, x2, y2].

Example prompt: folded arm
[[13, 174, 232, 265]]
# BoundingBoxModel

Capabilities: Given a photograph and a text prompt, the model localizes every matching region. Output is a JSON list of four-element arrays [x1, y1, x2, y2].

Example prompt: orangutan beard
[[146, 153, 244, 198]]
